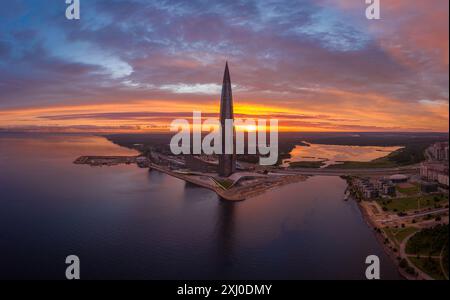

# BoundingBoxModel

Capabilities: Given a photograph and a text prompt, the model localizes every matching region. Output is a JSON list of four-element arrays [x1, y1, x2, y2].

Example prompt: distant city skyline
[[0, 0, 448, 132]]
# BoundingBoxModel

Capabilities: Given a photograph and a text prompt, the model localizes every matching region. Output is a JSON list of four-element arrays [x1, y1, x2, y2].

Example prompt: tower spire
[[219, 61, 236, 177], [223, 61, 230, 84]]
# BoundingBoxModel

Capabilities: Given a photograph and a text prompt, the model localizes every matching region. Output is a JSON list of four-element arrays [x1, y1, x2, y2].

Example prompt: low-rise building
[[389, 174, 409, 184], [420, 181, 438, 193], [382, 184, 396, 196], [354, 177, 382, 199], [437, 173, 449, 187], [365, 189, 379, 199]]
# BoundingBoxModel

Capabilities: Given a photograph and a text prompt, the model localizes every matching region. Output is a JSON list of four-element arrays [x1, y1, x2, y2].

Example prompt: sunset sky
[[0, 0, 448, 132]]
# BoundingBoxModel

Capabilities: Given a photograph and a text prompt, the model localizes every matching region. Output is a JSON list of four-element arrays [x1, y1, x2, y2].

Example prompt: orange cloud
[[1, 89, 448, 133]]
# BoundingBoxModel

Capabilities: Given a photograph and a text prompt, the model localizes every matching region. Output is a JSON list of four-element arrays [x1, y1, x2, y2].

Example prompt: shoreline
[[72, 153, 427, 278], [357, 200, 418, 280], [149, 163, 243, 201], [72, 151, 443, 279]]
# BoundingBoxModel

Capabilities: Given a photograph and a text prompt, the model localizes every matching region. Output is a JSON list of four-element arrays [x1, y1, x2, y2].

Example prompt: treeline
[[105, 132, 449, 166], [279, 132, 449, 166], [385, 142, 428, 165]]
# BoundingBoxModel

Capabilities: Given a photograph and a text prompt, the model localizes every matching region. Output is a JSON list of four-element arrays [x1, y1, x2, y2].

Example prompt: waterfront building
[[428, 142, 449, 161], [354, 177, 381, 199], [420, 181, 438, 193], [420, 162, 449, 187], [365, 189, 379, 199], [382, 184, 396, 196], [218, 62, 236, 177], [389, 174, 408, 184]]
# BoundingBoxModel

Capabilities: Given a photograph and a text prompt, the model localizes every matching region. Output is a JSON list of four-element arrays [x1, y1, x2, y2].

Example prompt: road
[[399, 232, 434, 280], [399, 230, 448, 280], [274, 164, 420, 176], [378, 207, 449, 223]]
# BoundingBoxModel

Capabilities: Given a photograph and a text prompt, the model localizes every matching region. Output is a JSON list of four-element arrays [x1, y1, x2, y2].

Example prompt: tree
[[399, 258, 408, 269]]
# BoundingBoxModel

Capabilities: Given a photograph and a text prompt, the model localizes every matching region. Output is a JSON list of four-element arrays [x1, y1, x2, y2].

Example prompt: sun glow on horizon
[[0, 97, 448, 133]]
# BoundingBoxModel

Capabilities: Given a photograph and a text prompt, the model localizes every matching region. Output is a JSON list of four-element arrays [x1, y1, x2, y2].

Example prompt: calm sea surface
[[0, 134, 401, 279]]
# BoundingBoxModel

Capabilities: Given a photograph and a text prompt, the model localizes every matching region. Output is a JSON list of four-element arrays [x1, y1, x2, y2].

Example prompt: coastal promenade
[[149, 163, 307, 201]]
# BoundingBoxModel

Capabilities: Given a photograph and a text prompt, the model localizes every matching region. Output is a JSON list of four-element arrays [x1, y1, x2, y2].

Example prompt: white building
[[428, 142, 449, 161], [420, 162, 449, 187]]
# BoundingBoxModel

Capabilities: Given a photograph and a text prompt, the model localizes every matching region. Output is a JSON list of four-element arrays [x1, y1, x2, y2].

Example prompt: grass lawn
[[410, 257, 446, 280], [213, 178, 234, 190], [395, 227, 419, 243], [383, 227, 400, 248], [326, 143, 431, 169], [377, 194, 449, 213], [383, 227, 419, 246], [406, 225, 448, 256], [397, 183, 419, 196], [289, 161, 325, 168]]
